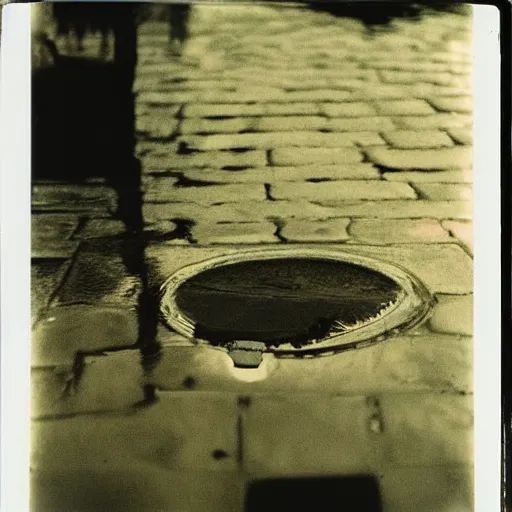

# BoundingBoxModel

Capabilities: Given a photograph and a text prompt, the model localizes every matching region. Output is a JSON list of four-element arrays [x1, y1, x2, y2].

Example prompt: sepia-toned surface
[[31, 3, 473, 511]]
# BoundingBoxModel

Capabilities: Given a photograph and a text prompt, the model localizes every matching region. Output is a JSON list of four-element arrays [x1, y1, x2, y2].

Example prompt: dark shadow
[[168, 4, 191, 51], [245, 476, 382, 512], [32, 2, 141, 229]]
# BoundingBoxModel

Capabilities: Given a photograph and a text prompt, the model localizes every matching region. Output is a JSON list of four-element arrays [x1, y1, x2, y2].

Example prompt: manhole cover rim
[[159, 247, 433, 354]]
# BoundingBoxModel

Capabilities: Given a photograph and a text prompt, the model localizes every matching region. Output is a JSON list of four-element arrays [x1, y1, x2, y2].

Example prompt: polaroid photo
[[0, 1, 504, 510]]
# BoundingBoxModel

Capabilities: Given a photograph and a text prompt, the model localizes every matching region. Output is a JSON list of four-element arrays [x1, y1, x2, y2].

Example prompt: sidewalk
[[31, 4, 474, 512]]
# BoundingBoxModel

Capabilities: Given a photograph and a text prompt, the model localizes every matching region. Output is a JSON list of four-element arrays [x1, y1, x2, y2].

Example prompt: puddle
[[161, 248, 433, 357]]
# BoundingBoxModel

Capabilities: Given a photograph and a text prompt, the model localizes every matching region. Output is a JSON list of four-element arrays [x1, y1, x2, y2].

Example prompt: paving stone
[[367, 334, 473, 395], [32, 214, 79, 241], [338, 244, 473, 294], [428, 96, 472, 113], [349, 84, 470, 101], [253, 116, 328, 132], [315, 200, 472, 220], [270, 147, 363, 166], [32, 185, 117, 214], [280, 218, 350, 242], [271, 181, 416, 201], [373, 99, 436, 116], [328, 116, 396, 132], [180, 131, 385, 150], [51, 238, 144, 309], [148, 151, 267, 171], [31, 350, 144, 419], [243, 396, 376, 474], [180, 117, 255, 135], [379, 394, 473, 465], [394, 113, 472, 130], [31, 214, 80, 258], [144, 200, 343, 223], [363, 59, 472, 73], [192, 222, 279, 244], [180, 131, 356, 151], [32, 393, 240, 471], [381, 130, 454, 149], [380, 70, 470, 88], [31, 261, 69, 323], [31, 306, 139, 367], [282, 90, 353, 102], [76, 219, 127, 238], [366, 147, 472, 170], [447, 127, 473, 145], [31, 468, 244, 512], [429, 294, 473, 335], [183, 102, 320, 118], [183, 164, 380, 184], [144, 182, 266, 204], [414, 183, 472, 200], [383, 170, 472, 183], [136, 112, 180, 138], [442, 220, 473, 253], [31, 241, 80, 259], [379, 466, 473, 512], [349, 219, 451, 244], [321, 102, 377, 118]]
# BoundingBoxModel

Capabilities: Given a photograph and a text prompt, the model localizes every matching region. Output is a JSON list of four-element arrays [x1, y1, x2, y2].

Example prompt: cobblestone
[[383, 170, 472, 183], [312, 200, 471, 219], [328, 116, 396, 132], [144, 181, 267, 204], [280, 218, 350, 242], [192, 222, 279, 244], [180, 117, 254, 135], [320, 102, 377, 118], [381, 130, 454, 149], [150, 150, 267, 170], [447, 127, 473, 145], [184, 102, 321, 118], [428, 96, 472, 113], [143, 200, 342, 223], [253, 116, 328, 132], [373, 99, 436, 116], [429, 294, 473, 335], [271, 181, 416, 201], [32, 185, 117, 214], [181, 164, 380, 184], [180, 132, 355, 151], [366, 146, 472, 170], [414, 183, 472, 201], [442, 220, 473, 253], [394, 113, 472, 130], [349, 218, 451, 244], [136, 112, 180, 138], [270, 147, 363, 166]]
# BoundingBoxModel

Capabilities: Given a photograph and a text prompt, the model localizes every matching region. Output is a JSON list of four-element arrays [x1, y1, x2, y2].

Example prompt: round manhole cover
[[160, 249, 433, 359]]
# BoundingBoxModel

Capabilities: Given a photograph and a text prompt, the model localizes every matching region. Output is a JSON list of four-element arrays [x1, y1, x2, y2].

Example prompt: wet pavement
[[31, 4, 473, 511]]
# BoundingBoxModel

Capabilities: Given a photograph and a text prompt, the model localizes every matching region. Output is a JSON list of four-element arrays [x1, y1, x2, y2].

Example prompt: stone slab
[[51, 238, 145, 309], [31, 468, 244, 512], [271, 181, 416, 201], [31, 306, 139, 367], [348, 218, 451, 244], [32, 393, 240, 471], [429, 294, 473, 335]]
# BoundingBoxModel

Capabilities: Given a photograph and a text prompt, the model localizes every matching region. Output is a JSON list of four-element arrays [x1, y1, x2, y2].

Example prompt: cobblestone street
[[30, 4, 474, 511]]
